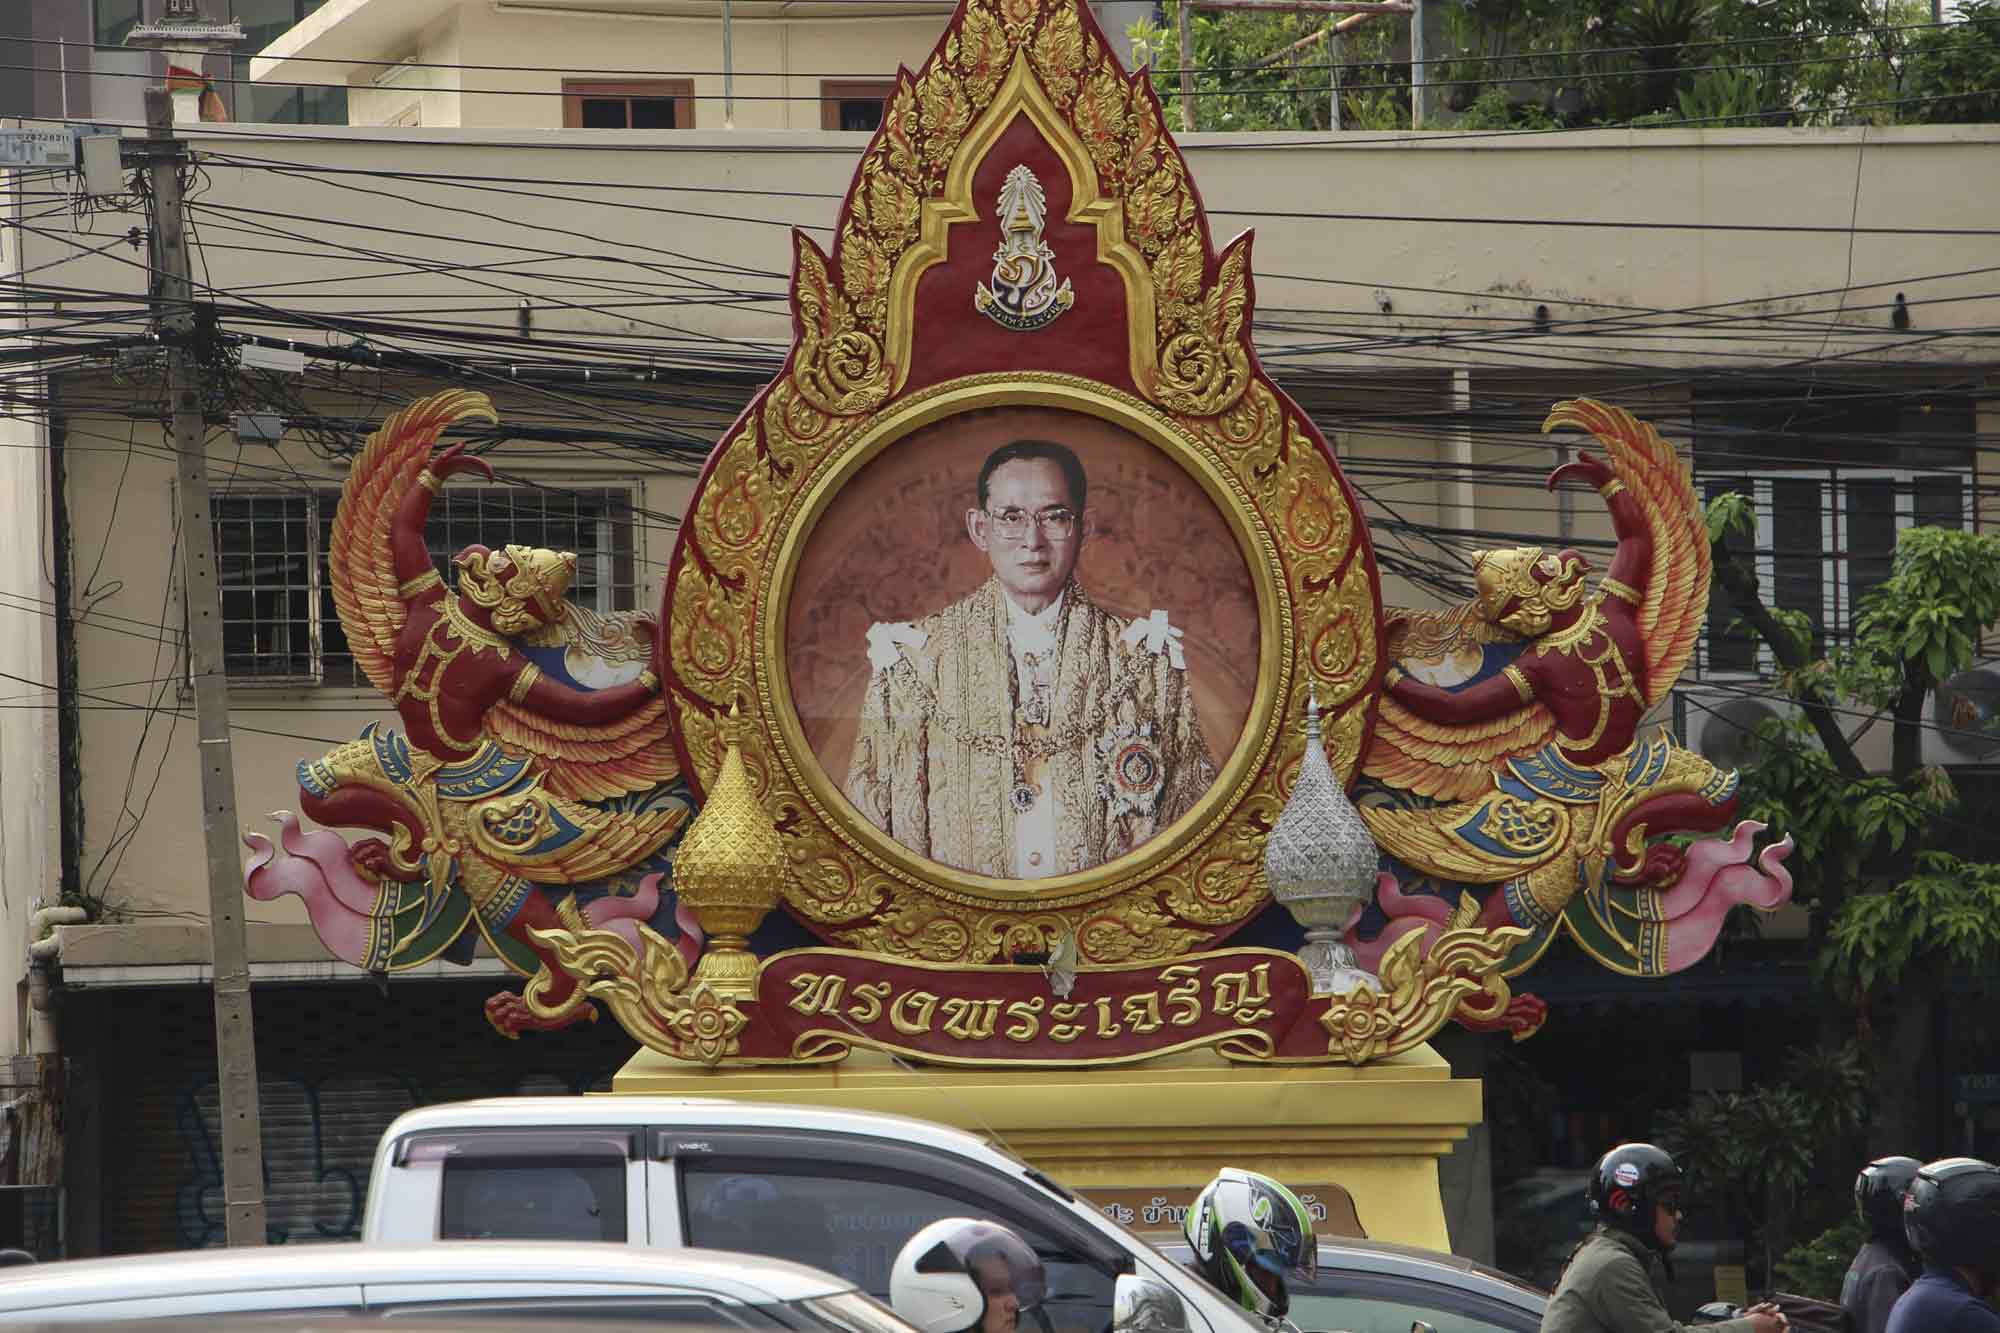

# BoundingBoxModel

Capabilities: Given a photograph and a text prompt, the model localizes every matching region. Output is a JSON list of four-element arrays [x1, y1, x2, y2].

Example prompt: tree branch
[[1710, 538, 1868, 781]]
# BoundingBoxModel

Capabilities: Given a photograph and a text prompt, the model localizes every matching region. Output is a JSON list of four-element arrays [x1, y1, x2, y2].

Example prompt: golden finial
[[672, 700, 785, 1000]]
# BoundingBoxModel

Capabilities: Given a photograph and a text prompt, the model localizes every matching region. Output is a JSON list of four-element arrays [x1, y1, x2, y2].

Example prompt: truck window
[[681, 1164, 1115, 1333], [439, 1156, 626, 1242]]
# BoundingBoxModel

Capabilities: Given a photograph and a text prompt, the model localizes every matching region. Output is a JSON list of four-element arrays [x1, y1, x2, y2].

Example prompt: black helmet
[[1855, 1156, 1922, 1242], [1587, 1144, 1683, 1249], [1903, 1158, 2000, 1278]]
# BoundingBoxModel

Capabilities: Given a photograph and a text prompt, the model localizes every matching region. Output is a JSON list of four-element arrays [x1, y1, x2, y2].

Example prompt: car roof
[[1157, 1238, 1545, 1309], [381, 1096, 1007, 1164], [0, 1243, 853, 1308]]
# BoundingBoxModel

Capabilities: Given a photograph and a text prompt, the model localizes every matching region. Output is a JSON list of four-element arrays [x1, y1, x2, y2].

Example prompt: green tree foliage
[[1903, 0, 2000, 120], [1131, 0, 1410, 130], [1128, 0, 1997, 131], [1774, 1213, 1868, 1300], [1656, 1044, 1870, 1284], [1667, 510, 2000, 1286]]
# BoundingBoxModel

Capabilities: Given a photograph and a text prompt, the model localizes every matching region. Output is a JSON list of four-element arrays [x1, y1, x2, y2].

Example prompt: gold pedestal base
[[612, 1042, 1479, 1251]]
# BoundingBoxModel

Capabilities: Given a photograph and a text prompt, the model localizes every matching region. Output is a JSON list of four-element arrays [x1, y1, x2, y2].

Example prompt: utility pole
[[134, 82, 267, 1248], [1176, 0, 1197, 132], [1408, 0, 1429, 128]]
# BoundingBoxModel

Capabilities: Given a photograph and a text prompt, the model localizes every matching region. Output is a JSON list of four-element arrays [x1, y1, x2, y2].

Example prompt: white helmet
[[890, 1218, 1047, 1333]]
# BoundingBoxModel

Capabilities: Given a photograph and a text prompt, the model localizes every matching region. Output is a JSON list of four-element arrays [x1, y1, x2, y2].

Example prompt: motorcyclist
[[891, 1217, 1048, 1333], [1884, 1157, 2000, 1333], [1180, 1167, 1319, 1322], [1842, 1156, 1922, 1333], [1539, 1143, 1786, 1333]]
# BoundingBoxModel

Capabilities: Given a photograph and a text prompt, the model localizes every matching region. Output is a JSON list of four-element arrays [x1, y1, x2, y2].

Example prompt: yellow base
[[612, 1042, 1479, 1251]]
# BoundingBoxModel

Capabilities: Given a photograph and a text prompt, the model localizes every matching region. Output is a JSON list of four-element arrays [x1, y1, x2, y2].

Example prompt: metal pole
[[722, 0, 735, 128], [1329, 31, 1341, 130], [1409, 0, 1427, 127], [1176, 0, 1196, 132], [139, 85, 267, 1249], [1246, 11, 1385, 69]]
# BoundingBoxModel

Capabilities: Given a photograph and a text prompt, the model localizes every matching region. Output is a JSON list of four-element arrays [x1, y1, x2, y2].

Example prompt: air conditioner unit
[[1924, 666, 2000, 767], [1674, 686, 1797, 772]]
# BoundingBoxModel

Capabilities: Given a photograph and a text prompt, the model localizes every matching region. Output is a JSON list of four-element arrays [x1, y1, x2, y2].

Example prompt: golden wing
[[1542, 398, 1711, 705], [328, 391, 498, 695], [488, 604, 678, 803], [475, 787, 689, 886], [1362, 602, 1555, 803], [486, 691, 680, 803]]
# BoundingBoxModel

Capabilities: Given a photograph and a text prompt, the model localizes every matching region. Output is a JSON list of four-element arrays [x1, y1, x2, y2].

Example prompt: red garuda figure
[[242, 393, 693, 1036], [1348, 400, 1794, 1001]]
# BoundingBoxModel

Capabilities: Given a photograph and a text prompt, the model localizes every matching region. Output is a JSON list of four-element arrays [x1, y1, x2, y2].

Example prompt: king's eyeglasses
[[985, 507, 1077, 541]]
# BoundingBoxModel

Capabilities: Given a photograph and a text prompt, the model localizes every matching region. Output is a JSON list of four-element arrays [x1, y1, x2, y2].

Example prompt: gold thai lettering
[[940, 997, 1002, 1041], [788, 972, 845, 1015], [1163, 965, 1202, 1027], [846, 980, 891, 1023], [774, 958, 1289, 1049], [1121, 992, 1164, 1034], [1093, 997, 1121, 1038], [1049, 1001, 1087, 1043], [1212, 964, 1274, 1023], [1003, 997, 1045, 1041], [890, 989, 939, 1035]]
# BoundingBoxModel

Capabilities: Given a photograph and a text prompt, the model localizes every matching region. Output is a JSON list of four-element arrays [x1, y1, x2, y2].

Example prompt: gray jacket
[[1539, 1226, 1760, 1333], [1841, 1239, 1914, 1333]]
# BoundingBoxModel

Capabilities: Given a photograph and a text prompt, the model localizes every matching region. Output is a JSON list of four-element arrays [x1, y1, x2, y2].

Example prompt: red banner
[[749, 948, 1315, 1065]]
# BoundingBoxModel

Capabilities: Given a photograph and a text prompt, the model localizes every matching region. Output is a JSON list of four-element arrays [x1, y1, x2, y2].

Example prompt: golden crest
[[661, 0, 1385, 967]]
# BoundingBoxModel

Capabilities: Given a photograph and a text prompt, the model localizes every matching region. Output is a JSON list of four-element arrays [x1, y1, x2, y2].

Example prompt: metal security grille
[[215, 486, 637, 686]]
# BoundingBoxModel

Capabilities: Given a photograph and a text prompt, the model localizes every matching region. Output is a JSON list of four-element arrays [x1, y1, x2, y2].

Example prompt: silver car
[[1158, 1239, 1546, 1333], [0, 1242, 919, 1327]]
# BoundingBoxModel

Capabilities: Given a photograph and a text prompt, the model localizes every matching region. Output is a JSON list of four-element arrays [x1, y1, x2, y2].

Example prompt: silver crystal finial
[[1263, 690, 1382, 995]]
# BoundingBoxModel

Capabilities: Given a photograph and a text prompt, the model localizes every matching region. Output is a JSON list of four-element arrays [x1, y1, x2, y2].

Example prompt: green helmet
[[1182, 1168, 1319, 1318]]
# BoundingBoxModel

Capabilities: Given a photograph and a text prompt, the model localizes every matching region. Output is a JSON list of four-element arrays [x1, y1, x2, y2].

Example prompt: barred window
[[1693, 383, 1973, 676], [215, 485, 638, 686]]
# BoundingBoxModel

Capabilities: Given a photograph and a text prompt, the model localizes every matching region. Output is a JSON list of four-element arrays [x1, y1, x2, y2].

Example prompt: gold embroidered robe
[[843, 578, 1217, 877]]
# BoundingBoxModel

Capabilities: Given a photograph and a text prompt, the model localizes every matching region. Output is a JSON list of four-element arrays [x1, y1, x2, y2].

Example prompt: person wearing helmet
[[891, 1217, 1048, 1333], [1884, 1157, 2000, 1333], [1180, 1168, 1319, 1322], [1539, 1144, 1786, 1333], [1842, 1156, 1922, 1333]]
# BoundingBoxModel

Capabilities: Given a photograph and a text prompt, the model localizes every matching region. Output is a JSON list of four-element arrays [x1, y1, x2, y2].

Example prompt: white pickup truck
[[363, 1096, 1256, 1333]]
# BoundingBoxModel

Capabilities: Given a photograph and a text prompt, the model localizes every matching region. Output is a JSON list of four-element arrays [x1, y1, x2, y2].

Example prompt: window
[[563, 80, 695, 129], [1287, 1286, 1532, 1333], [681, 1164, 1117, 1333], [215, 484, 637, 685], [227, 0, 349, 123], [820, 81, 896, 131], [1694, 384, 1974, 675], [437, 1155, 626, 1241], [93, 0, 143, 47]]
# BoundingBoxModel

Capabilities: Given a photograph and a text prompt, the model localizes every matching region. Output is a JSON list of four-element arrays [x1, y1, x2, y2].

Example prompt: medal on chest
[[1096, 719, 1167, 820]]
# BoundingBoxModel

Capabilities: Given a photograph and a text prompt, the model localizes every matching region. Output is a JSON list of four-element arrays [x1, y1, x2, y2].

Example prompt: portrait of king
[[841, 440, 1217, 880]]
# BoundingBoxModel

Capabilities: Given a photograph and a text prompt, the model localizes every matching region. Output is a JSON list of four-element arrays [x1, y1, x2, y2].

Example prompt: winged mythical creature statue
[[242, 393, 694, 1036], [1346, 400, 1794, 1004]]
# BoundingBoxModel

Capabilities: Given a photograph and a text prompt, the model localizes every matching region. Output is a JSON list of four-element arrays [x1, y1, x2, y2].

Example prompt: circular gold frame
[[757, 372, 1290, 911]]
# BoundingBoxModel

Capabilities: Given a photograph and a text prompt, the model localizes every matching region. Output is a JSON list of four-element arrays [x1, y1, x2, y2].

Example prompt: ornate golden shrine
[[241, 0, 1796, 1247]]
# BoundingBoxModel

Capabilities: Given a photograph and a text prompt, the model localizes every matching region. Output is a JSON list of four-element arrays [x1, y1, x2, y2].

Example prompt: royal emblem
[[975, 164, 1074, 332], [1096, 721, 1167, 820]]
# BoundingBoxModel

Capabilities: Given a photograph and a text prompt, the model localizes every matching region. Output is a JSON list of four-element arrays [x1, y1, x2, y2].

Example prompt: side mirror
[[1410, 1322, 1438, 1333], [1111, 1275, 1190, 1333]]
